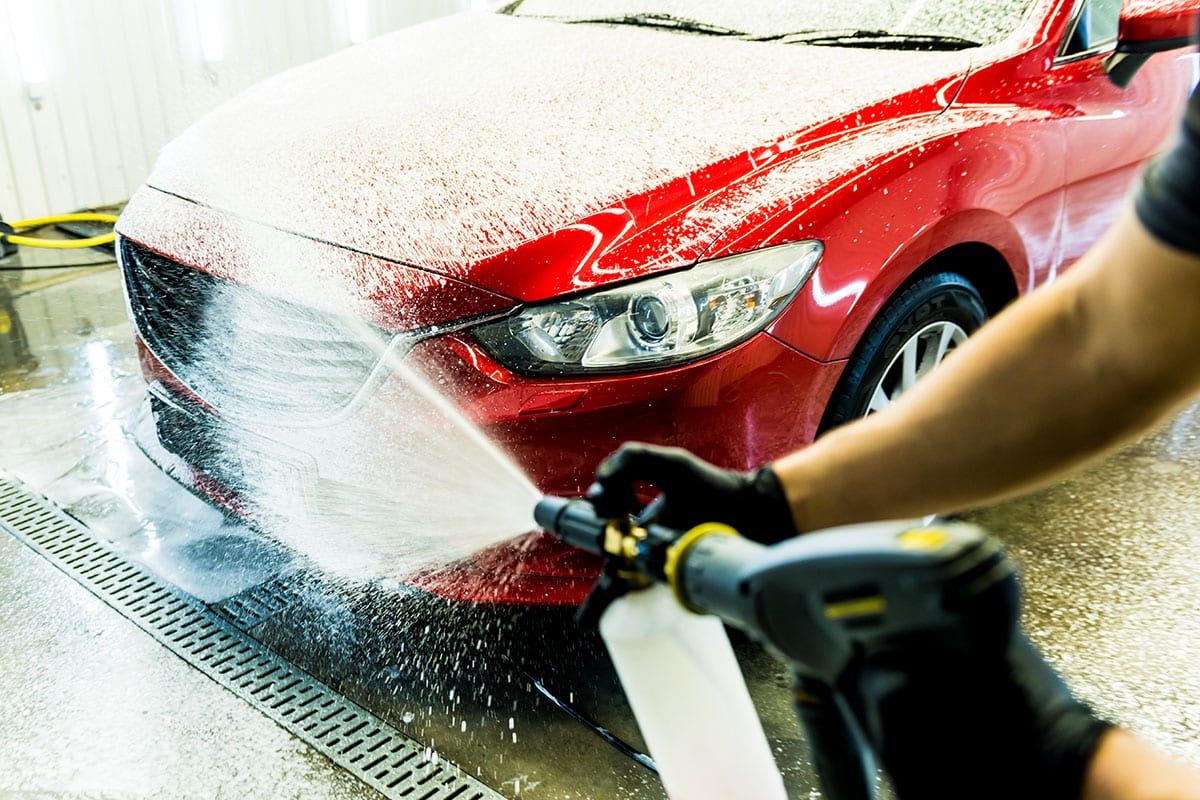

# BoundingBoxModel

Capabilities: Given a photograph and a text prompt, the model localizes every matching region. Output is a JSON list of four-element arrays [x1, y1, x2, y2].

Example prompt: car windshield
[[506, 0, 1042, 47]]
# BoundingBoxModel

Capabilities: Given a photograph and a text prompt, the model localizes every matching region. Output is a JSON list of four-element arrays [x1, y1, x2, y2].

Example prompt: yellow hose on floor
[[3, 212, 118, 249]]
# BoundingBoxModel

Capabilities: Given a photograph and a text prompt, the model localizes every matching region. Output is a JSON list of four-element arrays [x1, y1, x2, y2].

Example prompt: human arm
[[837, 609, 1200, 800], [1085, 731, 1200, 800]]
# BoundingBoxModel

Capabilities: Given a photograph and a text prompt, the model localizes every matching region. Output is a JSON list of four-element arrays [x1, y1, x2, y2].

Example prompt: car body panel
[[131, 322, 844, 605], [119, 187, 515, 331], [730, 45, 1194, 362], [133, 12, 975, 298], [1052, 50, 1196, 267], [116, 1, 1199, 605]]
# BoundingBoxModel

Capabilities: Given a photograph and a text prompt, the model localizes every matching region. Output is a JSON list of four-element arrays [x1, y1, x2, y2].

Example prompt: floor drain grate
[[0, 475, 504, 800], [214, 571, 310, 631]]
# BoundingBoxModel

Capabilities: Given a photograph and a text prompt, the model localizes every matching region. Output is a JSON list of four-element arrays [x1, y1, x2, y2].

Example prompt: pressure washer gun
[[535, 496, 1020, 800]]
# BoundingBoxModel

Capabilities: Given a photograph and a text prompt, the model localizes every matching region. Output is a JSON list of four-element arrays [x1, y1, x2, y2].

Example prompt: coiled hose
[[1, 212, 118, 249]]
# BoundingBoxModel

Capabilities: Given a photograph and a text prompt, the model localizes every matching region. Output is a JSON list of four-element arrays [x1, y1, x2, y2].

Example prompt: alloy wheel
[[865, 321, 967, 415]]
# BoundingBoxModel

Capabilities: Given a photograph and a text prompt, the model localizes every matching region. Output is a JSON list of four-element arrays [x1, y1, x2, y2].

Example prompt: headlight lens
[[474, 240, 823, 375]]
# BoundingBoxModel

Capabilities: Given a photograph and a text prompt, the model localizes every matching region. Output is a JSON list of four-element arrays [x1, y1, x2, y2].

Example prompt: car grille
[[119, 237, 389, 425], [150, 393, 247, 491], [148, 393, 308, 498]]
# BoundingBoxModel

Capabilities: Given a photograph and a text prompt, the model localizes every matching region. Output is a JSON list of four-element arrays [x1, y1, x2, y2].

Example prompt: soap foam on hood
[[514, 0, 1041, 47], [671, 104, 1058, 251], [146, 12, 975, 277]]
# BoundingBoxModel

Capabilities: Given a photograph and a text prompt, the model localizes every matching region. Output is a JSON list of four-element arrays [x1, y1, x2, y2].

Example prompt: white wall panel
[[0, 0, 470, 220]]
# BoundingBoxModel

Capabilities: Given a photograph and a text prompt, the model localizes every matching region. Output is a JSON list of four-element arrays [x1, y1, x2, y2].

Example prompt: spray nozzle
[[534, 495, 680, 579], [535, 495, 685, 626]]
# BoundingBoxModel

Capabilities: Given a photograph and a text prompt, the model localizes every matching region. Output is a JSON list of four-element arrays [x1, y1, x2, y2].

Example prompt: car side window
[[1061, 0, 1124, 56]]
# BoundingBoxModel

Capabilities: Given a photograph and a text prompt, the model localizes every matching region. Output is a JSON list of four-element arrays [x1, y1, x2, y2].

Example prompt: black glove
[[844, 629, 1112, 800], [587, 443, 797, 543]]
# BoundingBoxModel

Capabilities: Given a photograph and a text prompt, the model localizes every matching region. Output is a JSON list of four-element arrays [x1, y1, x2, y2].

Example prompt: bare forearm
[[775, 212, 1200, 531], [1085, 730, 1200, 800]]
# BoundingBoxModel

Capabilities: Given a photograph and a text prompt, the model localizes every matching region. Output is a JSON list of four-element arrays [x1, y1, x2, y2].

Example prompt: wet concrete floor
[[0, 247, 1196, 798]]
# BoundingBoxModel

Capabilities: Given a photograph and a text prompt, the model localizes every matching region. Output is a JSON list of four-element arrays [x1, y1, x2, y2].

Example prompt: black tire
[[821, 272, 988, 432]]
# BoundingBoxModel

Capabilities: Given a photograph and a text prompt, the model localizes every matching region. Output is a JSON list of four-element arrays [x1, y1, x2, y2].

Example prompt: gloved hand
[[844, 628, 1112, 800], [587, 443, 798, 543]]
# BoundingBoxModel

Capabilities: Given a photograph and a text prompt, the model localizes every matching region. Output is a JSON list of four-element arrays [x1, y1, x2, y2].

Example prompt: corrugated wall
[[0, 0, 470, 220]]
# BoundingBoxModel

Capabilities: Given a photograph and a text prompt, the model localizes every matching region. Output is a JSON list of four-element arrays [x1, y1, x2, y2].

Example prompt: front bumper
[[136, 329, 844, 605], [119, 185, 845, 604]]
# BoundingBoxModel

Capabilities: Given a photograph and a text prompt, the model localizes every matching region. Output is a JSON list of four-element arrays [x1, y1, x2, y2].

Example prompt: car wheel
[[821, 272, 988, 432]]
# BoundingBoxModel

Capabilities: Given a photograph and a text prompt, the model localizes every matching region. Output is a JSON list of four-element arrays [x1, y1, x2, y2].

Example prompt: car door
[[1050, 0, 1197, 269]]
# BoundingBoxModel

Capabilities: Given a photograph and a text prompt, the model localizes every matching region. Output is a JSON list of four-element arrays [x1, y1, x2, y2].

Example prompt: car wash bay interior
[[3, 2, 1200, 799], [4, 249, 1200, 798]]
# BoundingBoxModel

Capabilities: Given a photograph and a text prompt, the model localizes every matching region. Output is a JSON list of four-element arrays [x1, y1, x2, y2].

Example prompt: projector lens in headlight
[[474, 240, 823, 375], [629, 294, 672, 345]]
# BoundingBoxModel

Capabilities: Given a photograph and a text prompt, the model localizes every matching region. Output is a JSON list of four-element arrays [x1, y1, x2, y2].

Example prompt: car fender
[[782, 209, 1028, 362], [697, 103, 1065, 362]]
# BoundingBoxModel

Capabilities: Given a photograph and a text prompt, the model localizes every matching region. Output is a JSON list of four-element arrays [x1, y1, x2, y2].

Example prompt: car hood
[[143, 12, 971, 292]]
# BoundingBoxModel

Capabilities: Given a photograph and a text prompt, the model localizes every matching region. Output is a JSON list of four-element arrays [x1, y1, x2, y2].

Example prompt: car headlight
[[474, 241, 823, 375]]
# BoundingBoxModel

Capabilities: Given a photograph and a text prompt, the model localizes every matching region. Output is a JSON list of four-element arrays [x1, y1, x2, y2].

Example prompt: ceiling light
[[347, 0, 371, 44], [194, 0, 225, 63], [9, 1, 49, 85]]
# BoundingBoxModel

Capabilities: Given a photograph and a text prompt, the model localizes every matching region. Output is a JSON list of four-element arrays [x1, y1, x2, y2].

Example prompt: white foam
[[145, 12, 979, 276], [670, 104, 1058, 250], [515, 0, 1040, 45]]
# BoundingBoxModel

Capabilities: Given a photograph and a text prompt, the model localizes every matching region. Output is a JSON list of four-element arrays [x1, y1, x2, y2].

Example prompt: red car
[[116, 0, 1198, 604]]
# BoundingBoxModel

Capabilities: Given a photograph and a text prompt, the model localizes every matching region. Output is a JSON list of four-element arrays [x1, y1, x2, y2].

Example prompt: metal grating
[[214, 571, 310, 631], [0, 475, 503, 800]]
